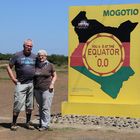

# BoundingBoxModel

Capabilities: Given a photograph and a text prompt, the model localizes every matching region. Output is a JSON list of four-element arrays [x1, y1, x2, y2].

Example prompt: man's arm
[[6, 64, 18, 85]]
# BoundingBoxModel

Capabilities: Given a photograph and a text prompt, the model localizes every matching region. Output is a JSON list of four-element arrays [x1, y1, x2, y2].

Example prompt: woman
[[34, 49, 57, 131]]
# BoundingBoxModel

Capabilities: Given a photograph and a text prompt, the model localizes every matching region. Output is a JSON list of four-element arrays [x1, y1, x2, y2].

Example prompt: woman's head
[[37, 49, 47, 62]]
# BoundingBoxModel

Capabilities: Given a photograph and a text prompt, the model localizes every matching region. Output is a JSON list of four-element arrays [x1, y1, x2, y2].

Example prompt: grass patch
[[0, 77, 10, 80], [0, 67, 7, 70]]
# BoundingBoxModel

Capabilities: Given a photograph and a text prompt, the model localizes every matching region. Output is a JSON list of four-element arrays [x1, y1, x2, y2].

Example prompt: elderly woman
[[34, 50, 57, 131]]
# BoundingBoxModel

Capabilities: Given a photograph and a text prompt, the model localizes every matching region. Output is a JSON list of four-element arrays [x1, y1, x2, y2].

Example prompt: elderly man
[[7, 39, 36, 131]]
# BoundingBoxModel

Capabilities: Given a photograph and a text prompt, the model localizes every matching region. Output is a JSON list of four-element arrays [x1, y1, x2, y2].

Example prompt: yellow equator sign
[[62, 4, 140, 118]]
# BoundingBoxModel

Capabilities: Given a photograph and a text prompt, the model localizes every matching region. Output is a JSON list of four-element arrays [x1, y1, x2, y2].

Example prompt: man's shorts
[[13, 82, 34, 112]]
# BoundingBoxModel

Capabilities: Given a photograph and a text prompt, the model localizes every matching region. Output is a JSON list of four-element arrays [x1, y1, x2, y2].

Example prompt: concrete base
[[62, 101, 140, 118]]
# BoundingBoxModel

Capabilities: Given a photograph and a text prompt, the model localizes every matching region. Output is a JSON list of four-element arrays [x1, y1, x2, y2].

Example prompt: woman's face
[[38, 53, 47, 62]]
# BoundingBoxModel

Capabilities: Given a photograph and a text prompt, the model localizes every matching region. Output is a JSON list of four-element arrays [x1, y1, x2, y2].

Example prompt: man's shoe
[[11, 123, 18, 131], [26, 122, 35, 130], [39, 126, 53, 131]]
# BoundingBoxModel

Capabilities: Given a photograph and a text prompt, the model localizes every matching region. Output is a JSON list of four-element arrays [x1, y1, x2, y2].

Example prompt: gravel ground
[[49, 114, 140, 131]]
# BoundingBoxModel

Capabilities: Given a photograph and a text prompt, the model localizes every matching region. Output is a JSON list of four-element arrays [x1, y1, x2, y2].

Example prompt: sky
[[0, 0, 140, 56]]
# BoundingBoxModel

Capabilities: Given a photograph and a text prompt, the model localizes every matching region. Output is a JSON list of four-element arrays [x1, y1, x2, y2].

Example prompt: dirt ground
[[0, 68, 140, 140]]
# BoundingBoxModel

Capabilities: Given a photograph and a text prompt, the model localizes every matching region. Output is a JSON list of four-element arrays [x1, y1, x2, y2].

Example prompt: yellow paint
[[62, 102, 140, 118]]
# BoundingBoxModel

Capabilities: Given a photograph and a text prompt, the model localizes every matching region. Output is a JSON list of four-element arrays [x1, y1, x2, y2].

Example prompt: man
[[7, 39, 36, 131]]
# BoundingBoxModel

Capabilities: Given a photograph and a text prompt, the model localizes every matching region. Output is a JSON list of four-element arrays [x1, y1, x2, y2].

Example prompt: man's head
[[23, 39, 33, 56]]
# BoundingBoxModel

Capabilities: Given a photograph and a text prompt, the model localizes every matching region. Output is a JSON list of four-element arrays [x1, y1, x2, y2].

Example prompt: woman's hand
[[49, 82, 54, 93]]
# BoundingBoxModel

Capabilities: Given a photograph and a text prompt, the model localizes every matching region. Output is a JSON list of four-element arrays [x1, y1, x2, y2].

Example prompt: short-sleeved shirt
[[34, 60, 55, 91], [9, 51, 36, 84]]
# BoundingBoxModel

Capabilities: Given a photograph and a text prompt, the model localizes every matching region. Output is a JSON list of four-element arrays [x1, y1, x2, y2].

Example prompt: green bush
[[0, 53, 68, 66]]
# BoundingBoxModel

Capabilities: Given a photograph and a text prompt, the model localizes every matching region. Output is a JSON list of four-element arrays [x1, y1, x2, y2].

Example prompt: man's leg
[[25, 83, 35, 130], [11, 83, 26, 131], [11, 112, 19, 131], [26, 109, 32, 124], [25, 109, 34, 130], [12, 112, 19, 124]]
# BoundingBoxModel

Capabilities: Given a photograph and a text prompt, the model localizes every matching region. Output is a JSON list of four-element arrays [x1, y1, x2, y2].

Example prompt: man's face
[[23, 41, 33, 55]]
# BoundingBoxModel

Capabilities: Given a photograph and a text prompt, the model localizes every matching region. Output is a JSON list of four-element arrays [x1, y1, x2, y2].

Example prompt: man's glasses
[[25, 45, 32, 47]]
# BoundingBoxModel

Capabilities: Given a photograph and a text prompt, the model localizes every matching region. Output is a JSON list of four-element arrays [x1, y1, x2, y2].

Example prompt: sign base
[[62, 102, 140, 118]]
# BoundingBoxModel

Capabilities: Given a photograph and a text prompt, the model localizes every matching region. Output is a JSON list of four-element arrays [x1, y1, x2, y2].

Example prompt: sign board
[[62, 4, 140, 117]]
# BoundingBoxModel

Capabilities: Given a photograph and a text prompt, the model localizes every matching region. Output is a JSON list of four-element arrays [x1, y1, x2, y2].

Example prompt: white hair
[[24, 39, 33, 45], [38, 49, 48, 56]]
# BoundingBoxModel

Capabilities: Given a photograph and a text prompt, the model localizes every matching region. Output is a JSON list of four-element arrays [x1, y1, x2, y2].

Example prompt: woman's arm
[[49, 71, 57, 92]]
